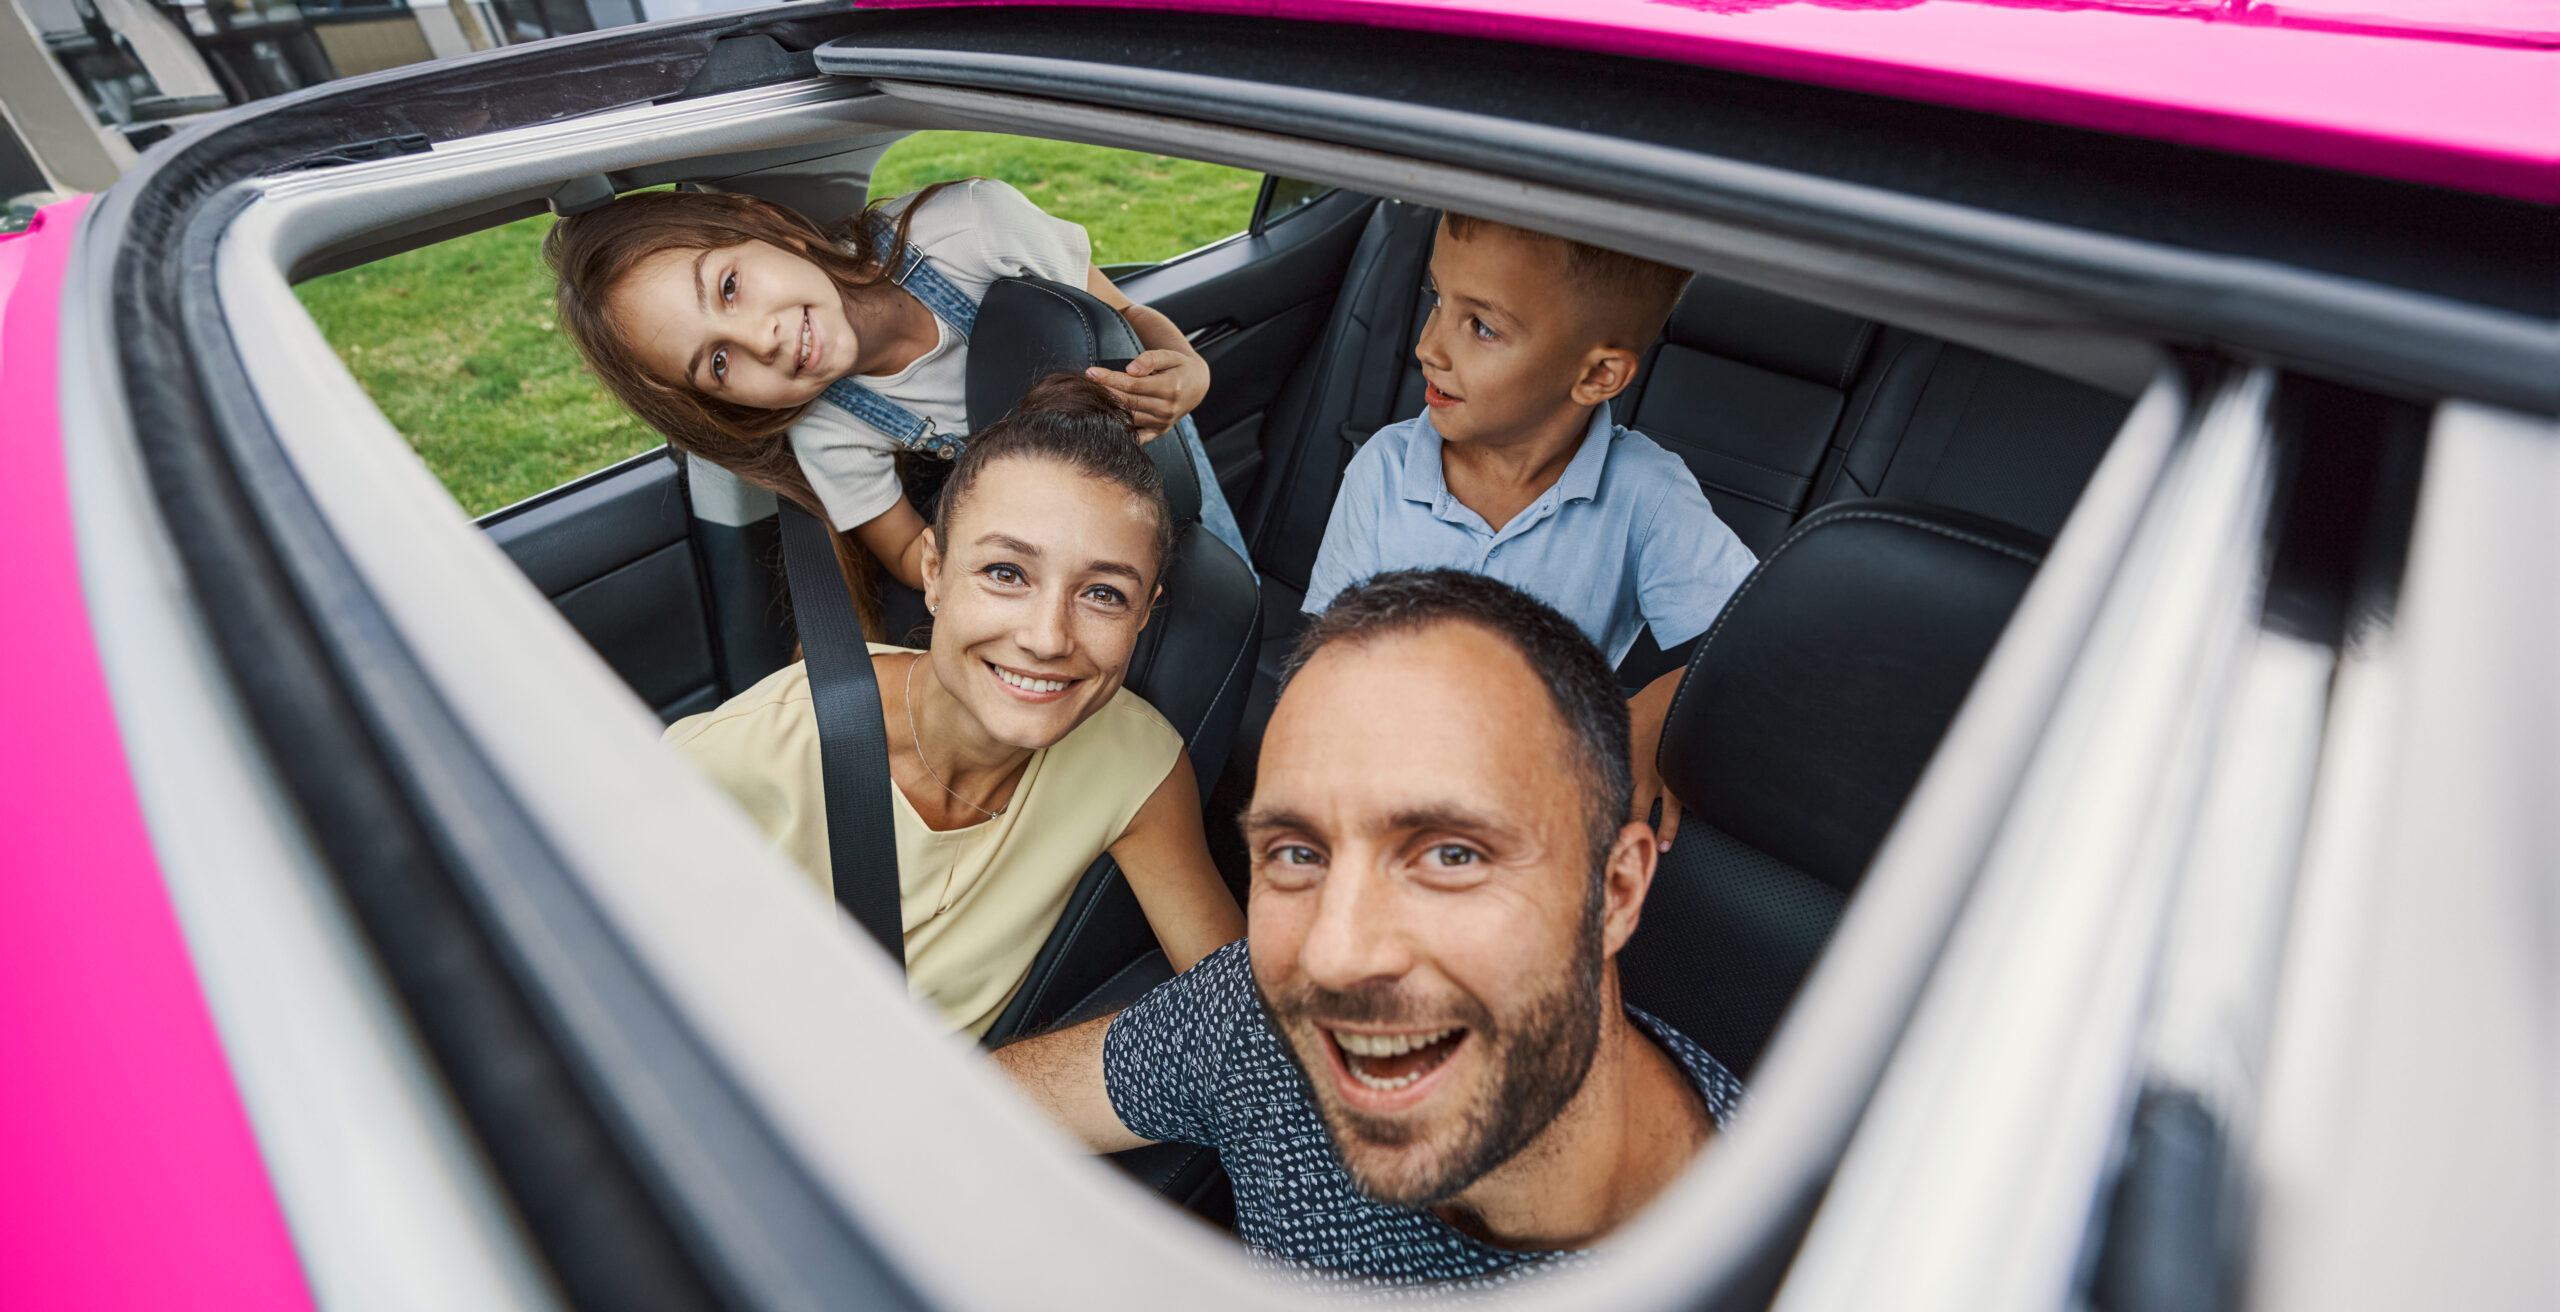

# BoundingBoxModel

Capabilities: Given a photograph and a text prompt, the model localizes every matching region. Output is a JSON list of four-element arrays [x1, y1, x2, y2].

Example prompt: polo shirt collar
[[1552, 404, 1618, 505], [1403, 405, 1619, 512], [1402, 415, 1453, 507]]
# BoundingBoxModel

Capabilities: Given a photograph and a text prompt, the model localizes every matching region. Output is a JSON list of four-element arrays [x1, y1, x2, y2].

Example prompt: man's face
[[1244, 623, 1616, 1207], [1412, 221, 1611, 446]]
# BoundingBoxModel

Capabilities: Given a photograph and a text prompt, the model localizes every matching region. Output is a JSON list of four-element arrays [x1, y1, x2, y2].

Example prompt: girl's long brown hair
[[544, 183, 963, 635]]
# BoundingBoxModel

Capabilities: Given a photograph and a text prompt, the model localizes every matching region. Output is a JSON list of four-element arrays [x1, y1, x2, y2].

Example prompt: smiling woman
[[662, 376, 1243, 1037]]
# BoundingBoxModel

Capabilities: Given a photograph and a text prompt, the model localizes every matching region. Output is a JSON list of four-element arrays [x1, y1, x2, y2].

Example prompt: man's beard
[[1258, 900, 1608, 1209]]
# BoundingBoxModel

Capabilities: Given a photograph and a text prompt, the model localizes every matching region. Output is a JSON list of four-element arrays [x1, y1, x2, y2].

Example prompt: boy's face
[[1413, 221, 1637, 446]]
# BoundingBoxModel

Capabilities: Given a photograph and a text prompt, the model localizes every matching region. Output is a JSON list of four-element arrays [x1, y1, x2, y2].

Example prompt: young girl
[[664, 377, 1244, 1036], [547, 179, 1250, 631]]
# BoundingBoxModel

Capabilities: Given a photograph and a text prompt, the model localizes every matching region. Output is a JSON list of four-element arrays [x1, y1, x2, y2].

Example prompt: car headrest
[[1662, 275, 1874, 390], [1658, 500, 2046, 891], [963, 276, 1199, 526]]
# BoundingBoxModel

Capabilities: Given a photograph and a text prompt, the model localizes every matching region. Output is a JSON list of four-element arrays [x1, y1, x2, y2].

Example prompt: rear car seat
[[1243, 199, 1441, 652], [1812, 330, 2131, 542], [1617, 500, 2048, 1076], [1614, 277, 1876, 556], [964, 278, 1262, 1045], [1234, 199, 2131, 712]]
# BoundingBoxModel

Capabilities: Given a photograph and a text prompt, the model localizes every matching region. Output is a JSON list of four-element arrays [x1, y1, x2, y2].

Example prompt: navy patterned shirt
[[1103, 942, 1744, 1290]]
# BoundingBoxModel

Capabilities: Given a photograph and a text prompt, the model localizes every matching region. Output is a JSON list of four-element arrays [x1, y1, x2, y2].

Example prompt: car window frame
[[107, 11, 2536, 1305], [197, 71, 2190, 1305]]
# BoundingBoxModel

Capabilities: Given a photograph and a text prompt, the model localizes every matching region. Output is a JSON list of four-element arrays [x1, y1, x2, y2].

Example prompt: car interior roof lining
[[855, 81, 2159, 398], [822, 8, 2555, 320], [269, 76, 903, 282], [828, 54, 2554, 414], [267, 52, 2553, 413]]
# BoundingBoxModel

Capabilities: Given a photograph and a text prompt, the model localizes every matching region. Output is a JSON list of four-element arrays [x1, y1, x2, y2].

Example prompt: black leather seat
[[1241, 199, 1441, 685], [1602, 275, 1885, 687], [1810, 331, 2130, 540], [958, 278, 1258, 1218], [958, 277, 1262, 1045], [1615, 278, 1877, 557], [1616, 500, 2047, 1077], [1230, 200, 2129, 696]]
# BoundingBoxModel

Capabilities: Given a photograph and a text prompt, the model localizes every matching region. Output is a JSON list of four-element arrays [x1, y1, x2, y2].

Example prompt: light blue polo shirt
[[1304, 405, 1757, 667]]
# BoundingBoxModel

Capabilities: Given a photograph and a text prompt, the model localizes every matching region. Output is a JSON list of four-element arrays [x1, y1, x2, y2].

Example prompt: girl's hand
[[1083, 269, 1210, 443], [1087, 350, 1207, 443]]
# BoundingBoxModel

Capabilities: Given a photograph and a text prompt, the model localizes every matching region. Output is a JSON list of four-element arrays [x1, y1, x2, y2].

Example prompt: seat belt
[[777, 502, 905, 964]]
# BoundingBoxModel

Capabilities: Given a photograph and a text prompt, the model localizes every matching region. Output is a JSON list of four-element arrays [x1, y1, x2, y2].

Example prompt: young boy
[[1303, 213, 1755, 849]]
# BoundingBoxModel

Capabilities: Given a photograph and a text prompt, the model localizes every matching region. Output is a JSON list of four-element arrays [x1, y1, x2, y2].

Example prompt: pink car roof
[[876, 0, 2560, 204], [0, 200, 316, 1310]]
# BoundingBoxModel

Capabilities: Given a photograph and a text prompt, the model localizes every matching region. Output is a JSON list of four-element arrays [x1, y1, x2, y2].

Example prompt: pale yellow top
[[664, 646, 1183, 1037]]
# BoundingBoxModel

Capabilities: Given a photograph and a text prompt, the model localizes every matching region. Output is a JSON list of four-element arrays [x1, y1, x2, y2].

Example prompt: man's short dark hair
[[1283, 570, 1632, 864]]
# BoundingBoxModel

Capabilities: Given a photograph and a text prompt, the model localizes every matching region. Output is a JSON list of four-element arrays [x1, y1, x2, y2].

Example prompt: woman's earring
[[927, 603, 938, 615]]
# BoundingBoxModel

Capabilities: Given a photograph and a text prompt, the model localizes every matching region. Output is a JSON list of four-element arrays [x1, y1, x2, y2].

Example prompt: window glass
[[295, 212, 658, 517], [1255, 175, 1334, 231], [868, 131, 1261, 271], [297, 134, 1275, 516]]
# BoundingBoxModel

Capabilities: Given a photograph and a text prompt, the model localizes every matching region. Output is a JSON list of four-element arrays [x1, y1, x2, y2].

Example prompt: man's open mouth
[[1329, 1026, 1469, 1093]]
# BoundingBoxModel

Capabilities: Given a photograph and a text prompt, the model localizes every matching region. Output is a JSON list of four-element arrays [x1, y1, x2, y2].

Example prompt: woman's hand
[[1087, 350, 1207, 443]]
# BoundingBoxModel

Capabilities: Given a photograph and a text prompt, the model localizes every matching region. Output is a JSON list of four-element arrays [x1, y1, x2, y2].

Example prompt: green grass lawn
[[295, 133, 1261, 516], [868, 131, 1260, 266]]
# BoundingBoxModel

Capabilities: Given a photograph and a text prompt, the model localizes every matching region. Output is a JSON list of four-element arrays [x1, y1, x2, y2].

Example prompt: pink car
[[5, 2, 2551, 1309]]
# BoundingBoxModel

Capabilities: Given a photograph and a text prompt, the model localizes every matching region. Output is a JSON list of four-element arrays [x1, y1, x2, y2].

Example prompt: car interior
[[168, 33, 2225, 1299], [102, 2, 2544, 1297], [447, 118, 2137, 1231]]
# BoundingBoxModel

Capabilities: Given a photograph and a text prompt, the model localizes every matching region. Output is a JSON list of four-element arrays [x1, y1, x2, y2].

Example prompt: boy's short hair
[[1441, 213, 1693, 351]]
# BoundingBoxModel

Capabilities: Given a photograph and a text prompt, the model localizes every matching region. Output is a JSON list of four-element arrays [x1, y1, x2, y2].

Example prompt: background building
[[2, 0, 747, 201]]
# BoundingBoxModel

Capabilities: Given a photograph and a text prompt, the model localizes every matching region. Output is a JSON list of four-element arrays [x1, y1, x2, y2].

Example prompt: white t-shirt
[[790, 179, 1094, 530]]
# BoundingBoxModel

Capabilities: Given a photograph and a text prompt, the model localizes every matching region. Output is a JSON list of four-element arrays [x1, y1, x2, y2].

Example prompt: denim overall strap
[[814, 221, 980, 460], [818, 376, 946, 451], [878, 217, 978, 339]]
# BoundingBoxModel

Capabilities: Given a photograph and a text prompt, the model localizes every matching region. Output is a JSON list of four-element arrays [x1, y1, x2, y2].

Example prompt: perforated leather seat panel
[[1622, 501, 2047, 1069], [1618, 824, 1844, 1078]]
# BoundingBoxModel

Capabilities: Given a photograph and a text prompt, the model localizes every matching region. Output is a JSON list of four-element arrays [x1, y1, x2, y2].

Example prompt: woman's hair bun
[[934, 374, 1175, 572]]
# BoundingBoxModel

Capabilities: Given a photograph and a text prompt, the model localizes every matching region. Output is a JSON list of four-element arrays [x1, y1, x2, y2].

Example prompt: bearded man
[[992, 568, 1741, 1288]]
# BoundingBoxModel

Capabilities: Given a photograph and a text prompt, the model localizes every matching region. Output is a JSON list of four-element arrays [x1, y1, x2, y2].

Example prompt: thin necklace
[[905, 655, 1006, 820]]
